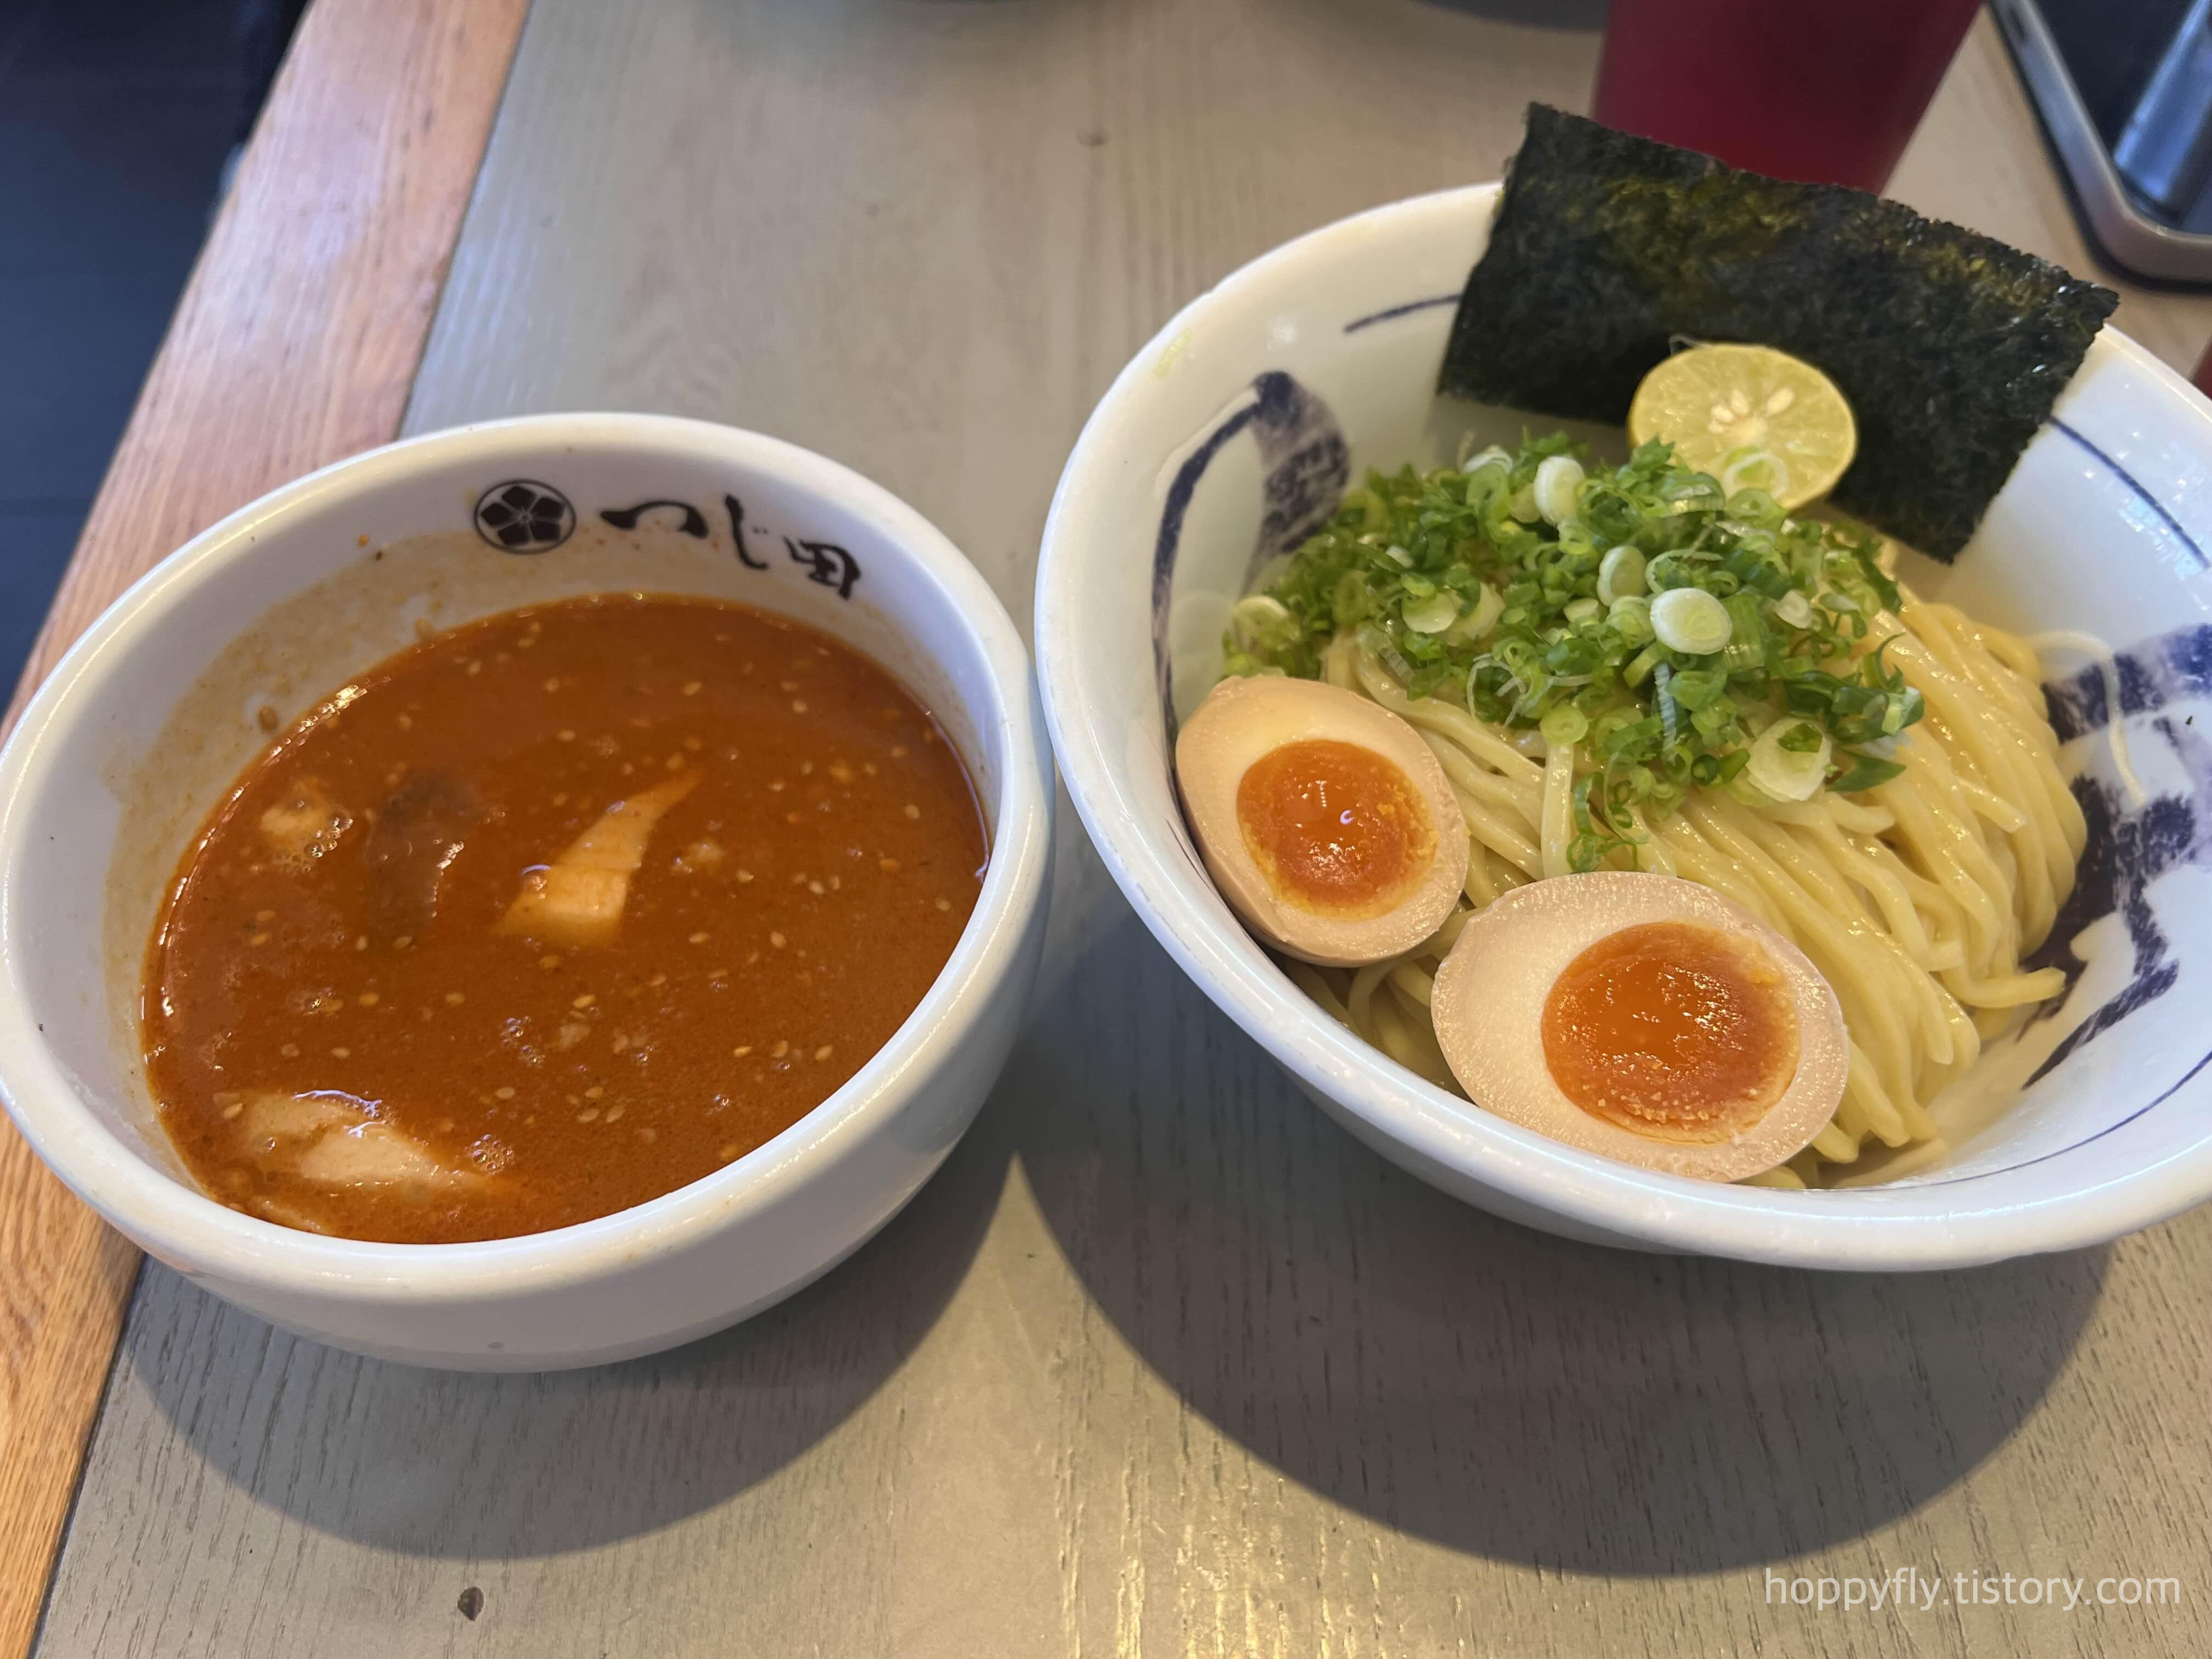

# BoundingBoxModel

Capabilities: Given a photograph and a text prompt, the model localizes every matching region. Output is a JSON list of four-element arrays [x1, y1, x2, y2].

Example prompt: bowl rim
[[1036, 182, 2212, 1269], [0, 411, 1053, 1301]]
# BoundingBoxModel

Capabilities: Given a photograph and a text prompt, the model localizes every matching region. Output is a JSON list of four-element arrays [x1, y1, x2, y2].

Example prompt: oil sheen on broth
[[143, 594, 987, 1244]]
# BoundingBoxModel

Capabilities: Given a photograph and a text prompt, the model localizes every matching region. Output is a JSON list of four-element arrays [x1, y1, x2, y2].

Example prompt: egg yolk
[[1234, 738, 1435, 919], [1540, 921, 1799, 1143]]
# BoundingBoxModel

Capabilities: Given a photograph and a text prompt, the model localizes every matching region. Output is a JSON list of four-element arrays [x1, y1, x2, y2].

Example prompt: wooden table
[[10, 4, 2212, 1655]]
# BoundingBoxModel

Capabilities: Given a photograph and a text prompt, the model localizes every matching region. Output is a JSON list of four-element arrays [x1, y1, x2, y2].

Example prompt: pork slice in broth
[[498, 768, 699, 946], [292, 1121, 481, 1190], [361, 771, 485, 931], [229, 1088, 487, 1195], [258, 777, 354, 869]]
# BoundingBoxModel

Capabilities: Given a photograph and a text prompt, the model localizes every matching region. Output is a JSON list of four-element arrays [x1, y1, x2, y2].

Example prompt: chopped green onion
[[1330, 571, 1371, 627], [1667, 667, 1726, 710], [1596, 544, 1647, 604], [1747, 717, 1832, 801], [1533, 455, 1585, 526], [1402, 590, 1460, 634], [1231, 594, 1293, 650], [1719, 591, 1767, 673], [1541, 704, 1590, 745], [1444, 582, 1503, 644], [1651, 588, 1733, 655], [1609, 593, 1654, 645], [1228, 434, 1924, 827], [1606, 714, 1662, 757], [1829, 748, 1907, 794]]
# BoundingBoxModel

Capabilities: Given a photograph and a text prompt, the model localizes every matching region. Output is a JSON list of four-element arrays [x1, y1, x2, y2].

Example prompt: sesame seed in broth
[[141, 593, 988, 1245]]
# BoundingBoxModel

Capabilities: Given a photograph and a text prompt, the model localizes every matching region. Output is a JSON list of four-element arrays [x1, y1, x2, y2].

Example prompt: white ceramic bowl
[[0, 414, 1052, 1368], [1038, 184, 2212, 1270]]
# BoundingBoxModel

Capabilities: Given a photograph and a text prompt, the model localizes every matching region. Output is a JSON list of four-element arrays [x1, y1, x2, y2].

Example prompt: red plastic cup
[[1590, 0, 1983, 194]]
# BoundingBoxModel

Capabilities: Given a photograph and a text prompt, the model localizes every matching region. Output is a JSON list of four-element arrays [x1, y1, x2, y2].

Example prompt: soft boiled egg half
[[1432, 872, 1848, 1182], [1175, 675, 1468, 966]]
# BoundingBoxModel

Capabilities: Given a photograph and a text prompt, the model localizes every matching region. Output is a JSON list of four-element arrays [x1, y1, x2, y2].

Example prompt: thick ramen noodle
[[145, 594, 987, 1243], [1219, 445, 2087, 1188], [1290, 605, 2081, 1188]]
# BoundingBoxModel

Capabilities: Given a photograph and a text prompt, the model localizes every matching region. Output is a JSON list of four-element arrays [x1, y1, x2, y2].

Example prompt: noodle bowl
[[1038, 179, 2212, 1265]]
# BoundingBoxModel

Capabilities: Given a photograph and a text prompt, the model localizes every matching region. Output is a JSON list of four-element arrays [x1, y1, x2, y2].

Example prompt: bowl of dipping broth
[[1037, 183, 2212, 1270], [0, 413, 1051, 1369]]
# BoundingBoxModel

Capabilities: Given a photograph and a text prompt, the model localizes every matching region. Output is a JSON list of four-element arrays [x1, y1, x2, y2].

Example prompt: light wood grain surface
[[30, 4, 2212, 1657], [0, 1, 529, 1654]]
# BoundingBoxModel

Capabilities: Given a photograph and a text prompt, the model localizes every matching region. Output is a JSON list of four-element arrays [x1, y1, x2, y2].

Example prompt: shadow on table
[[1013, 911, 2110, 1576], [123, 1068, 1017, 1556]]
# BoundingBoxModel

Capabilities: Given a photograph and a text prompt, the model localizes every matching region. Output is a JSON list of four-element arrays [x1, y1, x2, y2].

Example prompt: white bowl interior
[[1041, 185, 2212, 1265], [2, 417, 1024, 1274]]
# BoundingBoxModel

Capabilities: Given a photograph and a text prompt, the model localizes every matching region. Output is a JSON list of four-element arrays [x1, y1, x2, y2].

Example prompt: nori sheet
[[1438, 105, 2119, 560]]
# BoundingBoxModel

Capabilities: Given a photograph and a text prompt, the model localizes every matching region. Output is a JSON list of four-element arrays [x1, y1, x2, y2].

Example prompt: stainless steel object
[[1997, 0, 2212, 282]]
